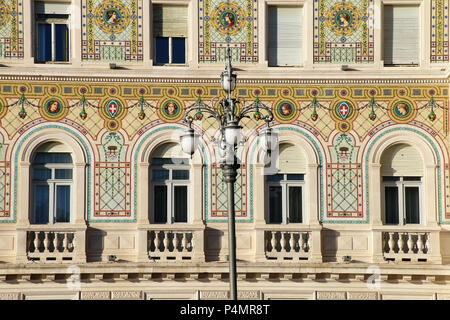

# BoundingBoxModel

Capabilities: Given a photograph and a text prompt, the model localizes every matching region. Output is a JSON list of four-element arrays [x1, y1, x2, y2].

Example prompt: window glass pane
[[55, 169, 72, 179], [405, 186, 420, 224], [33, 168, 51, 180], [173, 170, 189, 180], [154, 185, 167, 223], [287, 174, 304, 181], [172, 37, 186, 64], [152, 169, 169, 180], [268, 186, 282, 223], [34, 152, 73, 164], [266, 174, 283, 182], [155, 37, 169, 64], [383, 176, 400, 182], [403, 177, 421, 181], [37, 23, 52, 62], [34, 185, 49, 224], [55, 185, 70, 223], [174, 185, 188, 222], [54, 24, 69, 62], [288, 186, 302, 223], [385, 186, 399, 224]]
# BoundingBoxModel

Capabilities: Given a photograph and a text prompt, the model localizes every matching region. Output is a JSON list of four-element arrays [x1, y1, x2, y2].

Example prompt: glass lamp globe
[[221, 72, 237, 92], [260, 127, 278, 151], [224, 122, 242, 147], [180, 128, 199, 156]]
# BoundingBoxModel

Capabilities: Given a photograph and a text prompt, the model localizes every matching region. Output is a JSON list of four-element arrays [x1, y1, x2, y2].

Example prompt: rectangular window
[[267, 174, 304, 224], [288, 186, 302, 223], [383, 5, 420, 66], [405, 186, 420, 224], [153, 4, 187, 65], [383, 177, 421, 225], [154, 185, 168, 223], [384, 186, 399, 224], [35, 1, 70, 63], [268, 186, 282, 223], [173, 185, 188, 223], [268, 6, 303, 66], [55, 185, 70, 223], [34, 185, 50, 224]]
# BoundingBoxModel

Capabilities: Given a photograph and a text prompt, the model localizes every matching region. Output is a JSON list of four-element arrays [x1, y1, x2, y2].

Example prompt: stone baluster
[[289, 233, 296, 252], [388, 232, 395, 253], [44, 232, 51, 252], [407, 233, 414, 253], [270, 232, 277, 252], [175, 233, 181, 252], [417, 233, 424, 254], [155, 232, 162, 252], [300, 233, 306, 253], [164, 232, 170, 252], [398, 233, 405, 253], [34, 232, 40, 253], [181, 233, 187, 252], [63, 233, 69, 252]]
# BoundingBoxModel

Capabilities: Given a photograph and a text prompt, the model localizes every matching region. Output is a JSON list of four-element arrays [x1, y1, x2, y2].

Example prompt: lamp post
[[180, 46, 275, 300]]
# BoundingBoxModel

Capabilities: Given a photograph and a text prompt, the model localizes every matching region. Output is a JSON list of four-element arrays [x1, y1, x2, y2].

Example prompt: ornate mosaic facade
[[0, 0, 23, 59], [431, 0, 450, 62], [81, 0, 143, 61], [313, 0, 375, 63], [199, 0, 259, 63], [0, 80, 447, 224]]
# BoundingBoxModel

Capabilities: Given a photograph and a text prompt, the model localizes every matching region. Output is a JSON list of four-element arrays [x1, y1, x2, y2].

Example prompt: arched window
[[31, 142, 73, 224], [266, 143, 306, 224], [381, 143, 423, 225], [150, 142, 190, 224]]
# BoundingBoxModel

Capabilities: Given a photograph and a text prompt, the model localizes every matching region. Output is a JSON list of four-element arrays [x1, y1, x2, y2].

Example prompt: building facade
[[0, 0, 448, 300]]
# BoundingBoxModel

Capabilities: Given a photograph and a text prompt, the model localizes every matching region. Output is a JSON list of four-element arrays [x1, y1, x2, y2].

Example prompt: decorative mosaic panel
[[210, 164, 247, 220], [431, 0, 449, 62], [199, 0, 258, 63], [0, 161, 11, 217], [0, 0, 23, 59], [94, 162, 131, 218], [81, 0, 143, 61], [313, 0, 374, 63]]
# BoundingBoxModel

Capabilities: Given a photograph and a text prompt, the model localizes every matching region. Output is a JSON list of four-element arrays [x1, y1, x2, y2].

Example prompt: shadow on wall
[[204, 227, 224, 262], [86, 227, 106, 262], [321, 228, 339, 263]]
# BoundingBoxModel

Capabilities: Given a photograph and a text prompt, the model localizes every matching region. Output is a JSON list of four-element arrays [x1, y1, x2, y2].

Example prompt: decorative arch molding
[[363, 126, 444, 225], [133, 124, 211, 223], [11, 124, 94, 224], [247, 125, 325, 223]]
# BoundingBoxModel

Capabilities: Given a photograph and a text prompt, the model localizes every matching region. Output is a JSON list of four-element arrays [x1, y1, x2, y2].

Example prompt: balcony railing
[[27, 230, 76, 262], [147, 227, 204, 261], [382, 231, 430, 262], [264, 230, 312, 261]]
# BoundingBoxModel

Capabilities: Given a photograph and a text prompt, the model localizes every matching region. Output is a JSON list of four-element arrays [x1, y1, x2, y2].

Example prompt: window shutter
[[152, 143, 185, 158], [35, 2, 71, 14], [268, 6, 303, 66], [278, 144, 306, 174], [380, 144, 423, 176], [153, 4, 187, 37], [383, 5, 419, 65]]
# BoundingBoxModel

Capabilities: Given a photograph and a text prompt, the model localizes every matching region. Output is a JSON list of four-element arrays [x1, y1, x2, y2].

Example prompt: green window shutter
[[381, 144, 423, 176], [153, 4, 188, 37]]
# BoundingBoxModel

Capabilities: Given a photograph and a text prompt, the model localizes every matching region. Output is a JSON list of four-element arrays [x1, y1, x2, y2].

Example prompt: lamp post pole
[[180, 45, 275, 301]]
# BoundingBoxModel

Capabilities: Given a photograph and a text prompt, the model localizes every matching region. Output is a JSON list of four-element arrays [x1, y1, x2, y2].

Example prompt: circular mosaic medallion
[[210, 2, 246, 36], [93, 0, 131, 34], [325, 2, 362, 37], [337, 121, 351, 133], [0, 2, 11, 29], [274, 101, 298, 123], [105, 119, 120, 132], [101, 98, 125, 120], [158, 100, 184, 122], [390, 100, 416, 123], [40, 98, 67, 120], [334, 101, 353, 121]]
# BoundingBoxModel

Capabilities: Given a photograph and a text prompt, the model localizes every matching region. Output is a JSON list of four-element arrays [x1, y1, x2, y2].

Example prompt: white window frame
[[153, 36, 187, 65], [35, 14, 71, 63], [382, 176, 423, 225], [31, 163, 73, 224], [150, 162, 190, 224], [266, 174, 305, 224]]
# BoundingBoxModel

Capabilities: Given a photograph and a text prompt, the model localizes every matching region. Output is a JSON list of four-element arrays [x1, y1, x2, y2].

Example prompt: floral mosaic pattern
[[314, 0, 374, 63], [199, 0, 258, 63], [81, 0, 143, 61], [431, 0, 449, 62], [0, 0, 23, 59]]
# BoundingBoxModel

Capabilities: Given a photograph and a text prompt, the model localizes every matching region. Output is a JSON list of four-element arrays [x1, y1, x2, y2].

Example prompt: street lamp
[[181, 45, 275, 300]]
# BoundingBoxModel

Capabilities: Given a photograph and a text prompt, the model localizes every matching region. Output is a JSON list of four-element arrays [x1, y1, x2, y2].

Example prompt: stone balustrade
[[264, 230, 311, 261], [382, 231, 430, 262], [147, 229, 196, 261], [27, 230, 76, 262]]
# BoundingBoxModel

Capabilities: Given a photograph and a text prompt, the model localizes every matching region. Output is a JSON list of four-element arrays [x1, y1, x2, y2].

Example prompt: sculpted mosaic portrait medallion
[[210, 2, 246, 36], [325, 2, 363, 37]]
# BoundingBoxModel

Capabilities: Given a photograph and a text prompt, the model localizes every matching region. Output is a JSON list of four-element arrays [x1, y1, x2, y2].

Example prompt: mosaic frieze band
[[0, 80, 447, 223]]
